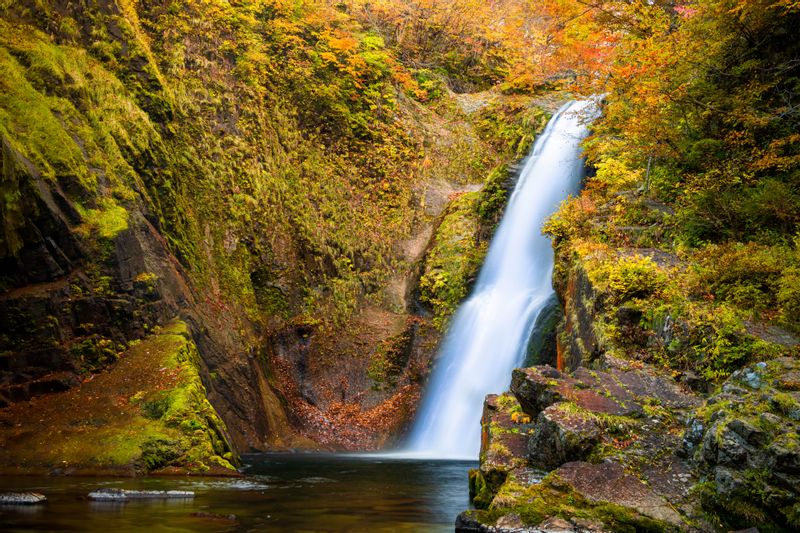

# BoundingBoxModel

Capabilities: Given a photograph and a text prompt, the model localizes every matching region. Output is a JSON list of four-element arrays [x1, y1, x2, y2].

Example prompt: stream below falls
[[0, 454, 474, 532]]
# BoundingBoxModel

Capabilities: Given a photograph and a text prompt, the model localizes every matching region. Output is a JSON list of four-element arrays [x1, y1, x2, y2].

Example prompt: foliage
[[585, 254, 667, 305], [418, 192, 486, 329]]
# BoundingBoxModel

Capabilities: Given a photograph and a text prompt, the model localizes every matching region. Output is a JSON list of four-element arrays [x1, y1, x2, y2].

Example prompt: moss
[[140, 437, 184, 470], [476, 164, 512, 226], [76, 198, 129, 239], [470, 473, 670, 532], [419, 191, 487, 329], [469, 468, 508, 509], [368, 327, 413, 388], [69, 336, 122, 374], [3, 320, 237, 473]]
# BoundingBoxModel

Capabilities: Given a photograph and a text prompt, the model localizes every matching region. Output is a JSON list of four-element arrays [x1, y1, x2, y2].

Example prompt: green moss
[[419, 191, 486, 329], [140, 437, 184, 470], [32, 321, 237, 473], [69, 336, 122, 374], [469, 473, 669, 532], [368, 327, 412, 388], [76, 198, 129, 239]]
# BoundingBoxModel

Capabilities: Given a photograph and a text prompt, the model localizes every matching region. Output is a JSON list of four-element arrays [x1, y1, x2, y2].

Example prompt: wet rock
[[0, 492, 47, 504], [88, 488, 194, 501], [528, 404, 601, 469], [191, 511, 237, 521]]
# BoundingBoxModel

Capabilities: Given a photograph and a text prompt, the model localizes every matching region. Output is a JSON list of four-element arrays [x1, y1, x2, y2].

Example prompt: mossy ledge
[[0, 319, 237, 476]]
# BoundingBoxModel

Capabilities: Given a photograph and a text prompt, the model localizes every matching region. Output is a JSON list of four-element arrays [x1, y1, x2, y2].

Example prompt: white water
[[405, 100, 598, 459]]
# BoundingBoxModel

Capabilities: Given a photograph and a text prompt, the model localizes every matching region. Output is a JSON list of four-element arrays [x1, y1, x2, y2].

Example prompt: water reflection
[[0, 454, 475, 532]]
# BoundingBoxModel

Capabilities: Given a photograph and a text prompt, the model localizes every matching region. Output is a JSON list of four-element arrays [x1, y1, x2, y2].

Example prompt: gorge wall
[[0, 0, 550, 472]]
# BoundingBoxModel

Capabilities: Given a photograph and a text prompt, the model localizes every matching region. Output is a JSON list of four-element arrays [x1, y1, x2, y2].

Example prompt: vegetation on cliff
[[0, 0, 557, 457]]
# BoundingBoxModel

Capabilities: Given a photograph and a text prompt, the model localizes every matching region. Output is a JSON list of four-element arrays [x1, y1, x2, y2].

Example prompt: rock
[[570, 518, 606, 532], [481, 395, 530, 471], [0, 492, 47, 504], [727, 419, 766, 447], [455, 511, 486, 532], [190, 511, 237, 521], [88, 488, 194, 501], [528, 404, 601, 469], [614, 306, 642, 328], [708, 421, 750, 467], [512, 366, 632, 419], [767, 433, 800, 474], [496, 513, 526, 529], [536, 517, 576, 532], [511, 366, 566, 417], [681, 417, 705, 457], [556, 461, 685, 526], [714, 467, 746, 497], [680, 369, 709, 393], [473, 394, 533, 507], [688, 358, 800, 528]]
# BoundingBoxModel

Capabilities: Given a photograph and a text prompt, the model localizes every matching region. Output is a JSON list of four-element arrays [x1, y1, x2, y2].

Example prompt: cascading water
[[405, 100, 598, 459]]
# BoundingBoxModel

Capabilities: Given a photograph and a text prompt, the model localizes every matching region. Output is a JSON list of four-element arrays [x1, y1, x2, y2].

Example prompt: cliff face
[[0, 0, 547, 469]]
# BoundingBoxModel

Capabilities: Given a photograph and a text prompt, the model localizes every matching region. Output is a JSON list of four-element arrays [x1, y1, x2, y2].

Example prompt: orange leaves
[[327, 35, 359, 53]]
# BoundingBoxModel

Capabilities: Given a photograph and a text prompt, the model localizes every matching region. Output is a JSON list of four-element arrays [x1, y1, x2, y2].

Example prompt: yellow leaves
[[751, 134, 800, 172], [595, 156, 643, 191], [319, 51, 339, 65]]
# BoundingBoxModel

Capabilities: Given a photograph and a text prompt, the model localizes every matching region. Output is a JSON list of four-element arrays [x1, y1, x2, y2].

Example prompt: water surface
[[0, 454, 474, 532]]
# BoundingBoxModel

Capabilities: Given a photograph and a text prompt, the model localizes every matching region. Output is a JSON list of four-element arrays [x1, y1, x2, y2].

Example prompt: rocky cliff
[[458, 190, 800, 531], [0, 0, 549, 472]]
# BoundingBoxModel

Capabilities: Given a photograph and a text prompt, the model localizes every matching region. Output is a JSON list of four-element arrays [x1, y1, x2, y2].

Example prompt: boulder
[[510, 366, 567, 417], [472, 393, 532, 508], [689, 358, 800, 529], [528, 404, 601, 469]]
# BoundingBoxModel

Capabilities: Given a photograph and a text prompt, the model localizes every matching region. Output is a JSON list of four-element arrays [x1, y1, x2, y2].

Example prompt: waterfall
[[405, 100, 598, 459]]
